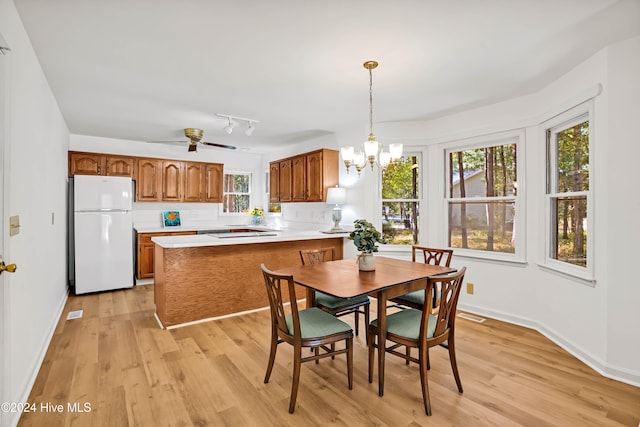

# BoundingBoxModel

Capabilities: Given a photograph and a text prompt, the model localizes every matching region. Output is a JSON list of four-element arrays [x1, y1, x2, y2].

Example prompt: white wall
[[1, 1, 70, 425], [604, 36, 640, 377], [327, 37, 640, 385]]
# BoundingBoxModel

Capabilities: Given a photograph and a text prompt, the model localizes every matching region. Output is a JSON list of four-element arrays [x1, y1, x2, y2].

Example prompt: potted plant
[[348, 219, 384, 271]]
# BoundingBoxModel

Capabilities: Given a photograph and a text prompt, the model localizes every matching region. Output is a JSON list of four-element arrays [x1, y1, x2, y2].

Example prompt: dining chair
[[299, 248, 370, 338], [261, 264, 354, 413], [389, 246, 454, 310], [367, 267, 466, 416]]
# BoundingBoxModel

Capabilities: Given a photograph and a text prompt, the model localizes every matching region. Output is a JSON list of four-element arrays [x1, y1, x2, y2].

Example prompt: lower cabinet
[[136, 231, 196, 279]]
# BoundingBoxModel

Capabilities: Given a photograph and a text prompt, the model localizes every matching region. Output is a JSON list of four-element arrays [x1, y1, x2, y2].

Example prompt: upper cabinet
[[203, 163, 223, 203], [69, 152, 134, 177], [69, 151, 223, 203], [105, 156, 135, 177], [269, 162, 280, 203], [269, 149, 338, 203], [136, 158, 162, 202], [162, 160, 183, 201]]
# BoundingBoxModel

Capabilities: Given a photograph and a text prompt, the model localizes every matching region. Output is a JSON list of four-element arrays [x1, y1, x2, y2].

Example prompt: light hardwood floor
[[18, 285, 640, 426]]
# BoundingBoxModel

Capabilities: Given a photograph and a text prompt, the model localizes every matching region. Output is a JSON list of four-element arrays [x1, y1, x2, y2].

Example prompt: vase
[[357, 253, 376, 271], [252, 215, 262, 226]]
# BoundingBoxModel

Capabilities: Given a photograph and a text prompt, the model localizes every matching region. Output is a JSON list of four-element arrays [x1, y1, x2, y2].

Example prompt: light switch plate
[[9, 215, 20, 236]]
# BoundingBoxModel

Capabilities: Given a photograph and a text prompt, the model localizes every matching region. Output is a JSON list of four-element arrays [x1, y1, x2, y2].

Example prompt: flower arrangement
[[348, 219, 384, 254], [248, 207, 264, 217]]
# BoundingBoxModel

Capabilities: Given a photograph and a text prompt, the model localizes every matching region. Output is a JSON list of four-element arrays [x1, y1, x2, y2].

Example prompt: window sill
[[537, 262, 596, 287]]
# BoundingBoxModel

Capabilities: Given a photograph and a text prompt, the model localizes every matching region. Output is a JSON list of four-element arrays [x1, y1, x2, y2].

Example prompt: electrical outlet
[[466, 282, 474, 295]]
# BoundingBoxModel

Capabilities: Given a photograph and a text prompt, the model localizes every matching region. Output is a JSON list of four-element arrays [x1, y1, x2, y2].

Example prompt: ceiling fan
[[150, 128, 236, 152]]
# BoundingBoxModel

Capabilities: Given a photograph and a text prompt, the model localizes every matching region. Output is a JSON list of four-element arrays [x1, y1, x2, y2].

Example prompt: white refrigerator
[[73, 175, 134, 294]]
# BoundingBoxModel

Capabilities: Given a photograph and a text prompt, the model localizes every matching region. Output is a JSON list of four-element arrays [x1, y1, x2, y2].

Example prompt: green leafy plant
[[348, 219, 384, 253]]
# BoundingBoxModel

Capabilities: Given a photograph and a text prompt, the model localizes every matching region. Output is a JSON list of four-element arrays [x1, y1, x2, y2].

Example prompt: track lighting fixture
[[216, 113, 260, 137], [224, 117, 236, 134], [245, 121, 255, 136]]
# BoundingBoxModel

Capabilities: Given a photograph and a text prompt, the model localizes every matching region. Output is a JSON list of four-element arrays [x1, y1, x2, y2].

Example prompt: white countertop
[[134, 224, 262, 233], [151, 229, 350, 248]]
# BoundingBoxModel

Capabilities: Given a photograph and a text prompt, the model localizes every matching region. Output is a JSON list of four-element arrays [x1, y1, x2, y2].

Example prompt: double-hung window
[[222, 172, 251, 213], [445, 131, 523, 260], [544, 102, 593, 281], [381, 153, 420, 245]]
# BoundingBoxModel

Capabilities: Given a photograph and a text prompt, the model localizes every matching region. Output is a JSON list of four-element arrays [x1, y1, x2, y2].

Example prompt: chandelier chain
[[369, 66, 374, 137]]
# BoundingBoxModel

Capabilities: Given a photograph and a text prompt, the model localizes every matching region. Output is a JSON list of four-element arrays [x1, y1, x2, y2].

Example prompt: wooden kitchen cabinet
[[279, 159, 293, 202], [69, 151, 223, 203], [183, 162, 204, 202], [305, 149, 337, 202], [203, 163, 223, 202], [269, 162, 280, 203], [136, 158, 162, 201], [136, 231, 196, 279], [291, 155, 306, 201], [69, 152, 134, 177], [69, 152, 104, 175], [105, 155, 135, 177], [162, 160, 183, 201], [269, 149, 338, 203]]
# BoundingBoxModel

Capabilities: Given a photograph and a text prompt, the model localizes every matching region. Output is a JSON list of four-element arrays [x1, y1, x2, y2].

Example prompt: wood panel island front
[[151, 230, 345, 328]]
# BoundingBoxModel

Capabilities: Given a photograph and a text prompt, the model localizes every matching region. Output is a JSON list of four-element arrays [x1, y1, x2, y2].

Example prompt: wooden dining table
[[274, 255, 454, 396]]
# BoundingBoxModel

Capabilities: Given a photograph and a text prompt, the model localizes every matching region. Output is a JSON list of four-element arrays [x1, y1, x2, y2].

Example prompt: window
[[446, 133, 521, 258], [222, 172, 251, 213], [381, 154, 420, 245], [544, 103, 592, 279]]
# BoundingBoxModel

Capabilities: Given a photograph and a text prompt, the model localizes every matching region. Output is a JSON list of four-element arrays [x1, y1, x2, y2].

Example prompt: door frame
[[0, 33, 12, 426]]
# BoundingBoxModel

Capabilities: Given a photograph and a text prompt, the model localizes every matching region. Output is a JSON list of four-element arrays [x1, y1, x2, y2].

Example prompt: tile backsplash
[[132, 202, 337, 231]]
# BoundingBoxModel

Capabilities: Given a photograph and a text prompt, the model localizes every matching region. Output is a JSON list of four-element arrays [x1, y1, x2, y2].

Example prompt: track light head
[[245, 121, 255, 136], [224, 118, 236, 134]]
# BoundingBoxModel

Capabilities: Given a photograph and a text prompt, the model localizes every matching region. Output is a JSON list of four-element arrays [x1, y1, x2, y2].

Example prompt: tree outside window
[[223, 173, 251, 213], [381, 155, 420, 245], [447, 140, 518, 253], [547, 117, 589, 267]]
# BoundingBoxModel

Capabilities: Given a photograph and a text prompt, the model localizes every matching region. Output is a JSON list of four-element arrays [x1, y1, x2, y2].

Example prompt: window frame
[[542, 101, 594, 282], [220, 171, 253, 216], [377, 150, 423, 250], [443, 130, 526, 263]]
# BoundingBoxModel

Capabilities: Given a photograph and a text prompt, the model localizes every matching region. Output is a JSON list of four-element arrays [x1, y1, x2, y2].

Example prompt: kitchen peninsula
[[151, 228, 346, 328]]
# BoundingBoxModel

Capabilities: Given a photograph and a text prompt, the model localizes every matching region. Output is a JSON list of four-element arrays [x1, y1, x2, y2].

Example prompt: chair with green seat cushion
[[261, 264, 353, 414], [300, 248, 370, 338], [389, 246, 453, 310], [367, 267, 466, 416]]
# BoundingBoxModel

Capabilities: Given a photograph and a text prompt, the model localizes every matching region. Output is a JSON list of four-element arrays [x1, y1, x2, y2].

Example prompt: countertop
[[134, 224, 267, 233], [151, 228, 350, 248]]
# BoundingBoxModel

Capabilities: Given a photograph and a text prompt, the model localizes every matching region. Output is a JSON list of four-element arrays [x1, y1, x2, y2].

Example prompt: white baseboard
[[458, 302, 640, 388], [9, 288, 69, 427]]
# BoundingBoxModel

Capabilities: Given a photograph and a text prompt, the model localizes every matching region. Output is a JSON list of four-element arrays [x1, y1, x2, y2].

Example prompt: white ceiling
[[13, 0, 640, 153]]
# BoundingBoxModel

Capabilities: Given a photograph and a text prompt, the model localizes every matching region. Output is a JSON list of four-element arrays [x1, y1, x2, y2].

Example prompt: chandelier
[[340, 60, 403, 175]]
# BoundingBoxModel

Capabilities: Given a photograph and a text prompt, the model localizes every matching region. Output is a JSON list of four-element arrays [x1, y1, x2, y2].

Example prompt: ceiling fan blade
[[188, 143, 197, 152], [202, 141, 237, 150]]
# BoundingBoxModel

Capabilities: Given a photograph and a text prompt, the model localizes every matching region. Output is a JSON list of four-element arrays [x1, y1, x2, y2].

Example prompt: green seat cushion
[[395, 290, 425, 305], [316, 291, 369, 309], [395, 288, 441, 306], [371, 309, 437, 340], [285, 307, 352, 339]]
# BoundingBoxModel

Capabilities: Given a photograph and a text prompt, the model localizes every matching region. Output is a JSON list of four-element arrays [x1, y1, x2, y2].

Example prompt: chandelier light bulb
[[340, 146, 355, 173]]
